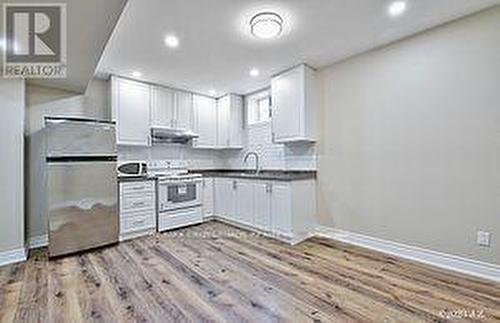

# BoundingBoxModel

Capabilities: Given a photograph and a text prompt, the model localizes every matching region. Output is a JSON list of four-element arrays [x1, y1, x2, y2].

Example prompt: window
[[247, 90, 270, 125]]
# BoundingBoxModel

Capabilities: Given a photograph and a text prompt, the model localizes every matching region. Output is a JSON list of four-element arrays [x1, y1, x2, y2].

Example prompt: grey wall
[[318, 7, 500, 265], [0, 79, 25, 252]]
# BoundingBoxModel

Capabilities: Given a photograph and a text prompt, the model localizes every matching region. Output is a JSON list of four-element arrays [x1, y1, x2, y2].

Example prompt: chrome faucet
[[244, 151, 260, 174]]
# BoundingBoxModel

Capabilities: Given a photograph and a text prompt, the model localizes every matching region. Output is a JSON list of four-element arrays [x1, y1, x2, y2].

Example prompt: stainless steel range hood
[[150, 126, 199, 144]]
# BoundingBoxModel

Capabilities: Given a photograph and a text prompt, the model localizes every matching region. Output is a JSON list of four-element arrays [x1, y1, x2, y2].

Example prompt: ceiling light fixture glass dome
[[250, 12, 283, 39]]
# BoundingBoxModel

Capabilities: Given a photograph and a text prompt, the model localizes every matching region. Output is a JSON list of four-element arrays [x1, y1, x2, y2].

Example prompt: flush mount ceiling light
[[388, 1, 407, 17], [250, 12, 283, 39], [164, 34, 179, 48]]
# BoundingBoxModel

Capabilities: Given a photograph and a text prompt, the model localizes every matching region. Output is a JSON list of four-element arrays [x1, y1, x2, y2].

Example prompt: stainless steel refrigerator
[[45, 117, 118, 257]]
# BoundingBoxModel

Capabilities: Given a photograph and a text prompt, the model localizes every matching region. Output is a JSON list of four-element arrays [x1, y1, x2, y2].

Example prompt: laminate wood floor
[[1, 221, 499, 322]]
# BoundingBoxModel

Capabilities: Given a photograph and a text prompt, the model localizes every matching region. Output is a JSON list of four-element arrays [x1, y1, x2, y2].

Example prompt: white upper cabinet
[[193, 94, 217, 148], [174, 91, 193, 131], [271, 64, 319, 143], [151, 87, 193, 131], [216, 94, 243, 149], [150, 86, 175, 128], [111, 76, 151, 146]]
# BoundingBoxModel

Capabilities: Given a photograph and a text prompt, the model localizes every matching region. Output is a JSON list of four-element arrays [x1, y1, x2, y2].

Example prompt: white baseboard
[[28, 234, 49, 249], [316, 226, 500, 283], [0, 247, 27, 267]]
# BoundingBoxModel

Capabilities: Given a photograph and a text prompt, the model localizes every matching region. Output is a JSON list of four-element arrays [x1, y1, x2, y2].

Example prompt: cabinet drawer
[[120, 208, 155, 220], [121, 194, 155, 212], [120, 213, 155, 233], [120, 181, 155, 195]]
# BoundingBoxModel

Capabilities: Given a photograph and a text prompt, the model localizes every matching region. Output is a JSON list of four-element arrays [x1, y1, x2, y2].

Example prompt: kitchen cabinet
[[150, 86, 175, 128], [212, 176, 316, 244], [270, 183, 292, 237], [174, 91, 194, 131], [253, 182, 272, 232], [236, 179, 254, 226], [216, 94, 243, 149], [111, 76, 151, 146], [151, 86, 194, 131], [214, 178, 237, 220], [202, 177, 214, 218], [271, 64, 319, 143], [119, 180, 156, 241], [193, 94, 217, 148]]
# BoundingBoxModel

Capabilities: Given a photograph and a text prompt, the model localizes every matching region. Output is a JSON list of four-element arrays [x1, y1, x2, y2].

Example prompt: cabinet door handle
[[131, 186, 145, 190], [133, 219, 146, 225], [233, 180, 237, 190], [269, 183, 273, 194]]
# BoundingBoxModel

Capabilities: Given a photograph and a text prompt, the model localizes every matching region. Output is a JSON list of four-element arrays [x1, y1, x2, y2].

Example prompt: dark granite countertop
[[190, 169, 316, 181]]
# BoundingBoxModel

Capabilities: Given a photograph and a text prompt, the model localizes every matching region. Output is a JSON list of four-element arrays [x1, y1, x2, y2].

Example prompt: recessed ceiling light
[[388, 1, 407, 17], [132, 71, 142, 78], [250, 12, 283, 39], [250, 68, 260, 77], [164, 35, 179, 48], [208, 90, 217, 96]]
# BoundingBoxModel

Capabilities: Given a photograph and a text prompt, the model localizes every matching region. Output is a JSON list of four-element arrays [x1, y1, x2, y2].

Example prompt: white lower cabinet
[[270, 183, 293, 238], [119, 180, 157, 241], [214, 178, 237, 221], [202, 177, 214, 217], [253, 182, 272, 232], [236, 179, 254, 226], [213, 177, 316, 244]]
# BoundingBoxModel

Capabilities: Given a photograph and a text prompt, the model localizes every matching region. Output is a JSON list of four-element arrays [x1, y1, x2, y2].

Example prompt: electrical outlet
[[477, 231, 491, 247]]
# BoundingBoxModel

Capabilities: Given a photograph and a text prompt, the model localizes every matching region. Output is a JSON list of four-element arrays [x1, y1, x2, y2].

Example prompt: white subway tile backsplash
[[221, 121, 316, 170], [118, 121, 316, 171]]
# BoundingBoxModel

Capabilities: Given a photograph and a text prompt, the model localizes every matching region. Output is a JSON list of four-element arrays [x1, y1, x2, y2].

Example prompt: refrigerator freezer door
[[45, 118, 116, 157], [48, 160, 118, 257]]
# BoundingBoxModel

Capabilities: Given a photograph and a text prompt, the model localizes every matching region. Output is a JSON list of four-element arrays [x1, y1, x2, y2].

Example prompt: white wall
[[0, 79, 25, 253], [318, 7, 500, 265]]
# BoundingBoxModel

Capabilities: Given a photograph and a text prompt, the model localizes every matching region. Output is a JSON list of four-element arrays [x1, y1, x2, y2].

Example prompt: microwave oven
[[117, 161, 147, 177]]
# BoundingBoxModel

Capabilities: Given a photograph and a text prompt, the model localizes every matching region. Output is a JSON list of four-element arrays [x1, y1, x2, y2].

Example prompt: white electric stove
[[147, 160, 203, 232]]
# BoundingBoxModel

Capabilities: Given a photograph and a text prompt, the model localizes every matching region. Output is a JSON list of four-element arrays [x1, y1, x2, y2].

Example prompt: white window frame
[[247, 90, 270, 125]]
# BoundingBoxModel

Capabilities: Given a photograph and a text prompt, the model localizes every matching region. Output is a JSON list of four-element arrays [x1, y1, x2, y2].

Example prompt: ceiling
[[1, 0, 127, 93], [97, 0, 500, 96]]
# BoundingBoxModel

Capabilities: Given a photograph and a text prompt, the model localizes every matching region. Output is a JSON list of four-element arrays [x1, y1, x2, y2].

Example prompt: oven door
[[159, 180, 201, 212]]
